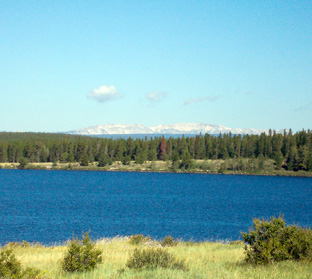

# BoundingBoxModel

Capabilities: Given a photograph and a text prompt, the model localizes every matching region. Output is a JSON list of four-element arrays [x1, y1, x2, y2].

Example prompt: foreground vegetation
[[0, 129, 312, 176], [1, 218, 312, 279], [2, 238, 312, 279]]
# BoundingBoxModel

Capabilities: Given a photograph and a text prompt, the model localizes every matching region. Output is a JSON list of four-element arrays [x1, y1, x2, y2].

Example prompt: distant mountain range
[[65, 123, 284, 136]]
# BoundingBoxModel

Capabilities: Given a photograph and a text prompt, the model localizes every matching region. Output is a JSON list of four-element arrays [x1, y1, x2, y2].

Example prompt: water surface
[[0, 169, 311, 245]]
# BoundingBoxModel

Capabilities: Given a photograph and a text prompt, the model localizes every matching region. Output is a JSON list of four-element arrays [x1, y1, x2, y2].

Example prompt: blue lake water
[[0, 169, 311, 245]]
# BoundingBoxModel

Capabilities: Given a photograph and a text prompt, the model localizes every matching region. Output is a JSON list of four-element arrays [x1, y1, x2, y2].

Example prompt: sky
[[1, 0, 311, 133]]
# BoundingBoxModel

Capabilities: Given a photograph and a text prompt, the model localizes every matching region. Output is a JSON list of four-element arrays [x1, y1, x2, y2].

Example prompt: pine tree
[[286, 146, 298, 171], [98, 154, 112, 167], [273, 151, 283, 170], [297, 145, 309, 170], [179, 150, 193, 170], [307, 151, 312, 171], [0, 142, 8, 162], [80, 153, 89, 166], [158, 137, 167, 160]]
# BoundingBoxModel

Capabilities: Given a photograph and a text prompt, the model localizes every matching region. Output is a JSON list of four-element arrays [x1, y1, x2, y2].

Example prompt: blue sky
[[1, 0, 311, 132]]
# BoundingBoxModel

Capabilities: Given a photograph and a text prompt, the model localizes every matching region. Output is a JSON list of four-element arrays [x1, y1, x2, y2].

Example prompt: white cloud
[[183, 95, 221, 105], [88, 85, 121, 103], [146, 92, 168, 103]]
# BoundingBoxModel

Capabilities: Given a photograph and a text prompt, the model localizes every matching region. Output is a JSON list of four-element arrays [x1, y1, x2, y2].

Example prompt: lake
[[0, 169, 311, 245]]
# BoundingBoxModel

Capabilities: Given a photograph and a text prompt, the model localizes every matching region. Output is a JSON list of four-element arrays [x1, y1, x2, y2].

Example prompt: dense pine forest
[[0, 129, 312, 173]]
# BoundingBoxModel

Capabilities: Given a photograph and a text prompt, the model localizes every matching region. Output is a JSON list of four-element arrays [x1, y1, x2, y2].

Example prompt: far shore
[[1, 160, 312, 177]]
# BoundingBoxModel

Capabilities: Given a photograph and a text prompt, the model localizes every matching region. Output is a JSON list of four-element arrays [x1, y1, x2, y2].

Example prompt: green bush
[[18, 157, 28, 169], [126, 248, 187, 270], [22, 266, 43, 278], [0, 249, 21, 278], [242, 216, 312, 264], [61, 232, 102, 272], [161, 236, 178, 247], [129, 234, 150, 245], [0, 249, 41, 278], [229, 240, 244, 246]]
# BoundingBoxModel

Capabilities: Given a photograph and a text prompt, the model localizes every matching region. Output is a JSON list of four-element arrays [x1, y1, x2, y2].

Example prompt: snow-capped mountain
[[66, 124, 153, 135], [66, 123, 281, 135], [149, 123, 231, 134]]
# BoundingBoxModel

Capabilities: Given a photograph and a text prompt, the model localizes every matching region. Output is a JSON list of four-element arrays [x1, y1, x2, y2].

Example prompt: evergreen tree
[[0, 129, 312, 173], [0, 142, 8, 162], [307, 151, 312, 171], [60, 152, 69, 163], [67, 151, 75, 163], [80, 152, 89, 166], [76, 141, 87, 161], [135, 151, 146, 164], [98, 154, 112, 167], [122, 155, 131, 165], [179, 150, 193, 170], [297, 145, 309, 170], [286, 146, 298, 171], [158, 137, 167, 160], [148, 142, 157, 161], [273, 150, 283, 170]]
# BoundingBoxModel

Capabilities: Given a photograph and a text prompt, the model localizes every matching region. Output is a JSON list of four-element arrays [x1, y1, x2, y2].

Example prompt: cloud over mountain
[[88, 85, 121, 103]]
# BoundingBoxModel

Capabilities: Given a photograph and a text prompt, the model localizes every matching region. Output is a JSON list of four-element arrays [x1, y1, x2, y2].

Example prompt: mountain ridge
[[65, 123, 284, 136]]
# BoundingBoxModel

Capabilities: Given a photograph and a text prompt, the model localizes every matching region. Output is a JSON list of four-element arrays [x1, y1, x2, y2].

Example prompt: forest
[[0, 129, 311, 173]]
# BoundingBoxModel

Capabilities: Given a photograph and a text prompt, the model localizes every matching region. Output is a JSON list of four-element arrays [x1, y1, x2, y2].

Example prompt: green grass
[[3, 238, 312, 279]]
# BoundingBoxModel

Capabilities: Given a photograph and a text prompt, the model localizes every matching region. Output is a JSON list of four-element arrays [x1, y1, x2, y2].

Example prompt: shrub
[[61, 232, 102, 272], [126, 248, 187, 270], [4, 242, 21, 249], [0, 249, 22, 278], [129, 234, 150, 245], [197, 160, 217, 172], [52, 160, 58, 167], [18, 157, 28, 169], [0, 249, 41, 278], [229, 240, 244, 246], [21, 240, 31, 248], [242, 216, 312, 264], [161, 236, 178, 247], [22, 266, 43, 278], [218, 162, 226, 174]]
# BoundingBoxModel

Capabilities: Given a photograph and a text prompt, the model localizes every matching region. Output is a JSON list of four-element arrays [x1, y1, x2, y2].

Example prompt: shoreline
[[1, 235, 239, 248], [1, 161, 312, 177]]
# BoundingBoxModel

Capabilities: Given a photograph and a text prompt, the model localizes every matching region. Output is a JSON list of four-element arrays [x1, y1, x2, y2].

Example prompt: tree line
[[0, 129, 311, 172]]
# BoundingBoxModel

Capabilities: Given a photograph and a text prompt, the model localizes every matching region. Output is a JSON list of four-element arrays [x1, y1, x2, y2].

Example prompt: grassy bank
[[1, 160, 312, 177], [2, 237, 312, 279]]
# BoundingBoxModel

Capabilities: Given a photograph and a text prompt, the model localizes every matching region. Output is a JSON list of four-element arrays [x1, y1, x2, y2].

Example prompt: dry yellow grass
[[3, 238, 311, 279]]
